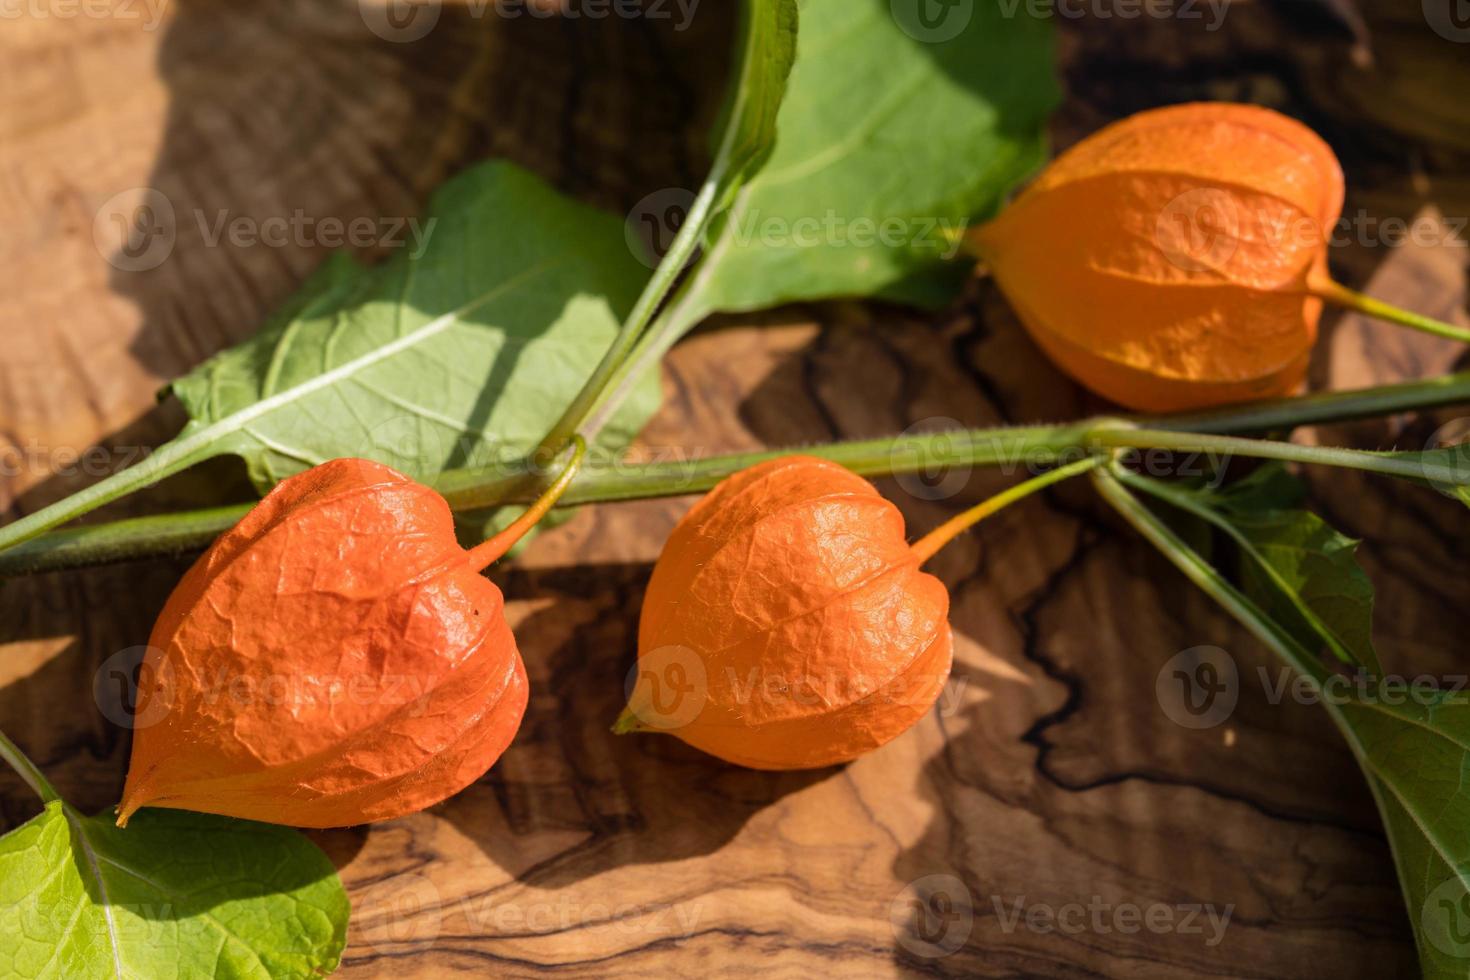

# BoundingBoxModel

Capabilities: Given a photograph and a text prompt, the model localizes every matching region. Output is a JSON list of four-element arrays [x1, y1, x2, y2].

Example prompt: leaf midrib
[[62, 807, 124, 980], [184, 256, 566, 466]]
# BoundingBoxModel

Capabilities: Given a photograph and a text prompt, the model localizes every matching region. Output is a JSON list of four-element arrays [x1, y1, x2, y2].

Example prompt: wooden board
[[2, 1, 1468, 975]]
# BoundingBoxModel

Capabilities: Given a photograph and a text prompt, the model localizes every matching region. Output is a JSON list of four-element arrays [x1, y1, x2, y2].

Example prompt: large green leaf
[[172, 160, 658, 490], [1100, 468, 1470, 979], [679, 0, 1057, 318], [586, 0, 1057, 428], [0, 802, 347, 979]]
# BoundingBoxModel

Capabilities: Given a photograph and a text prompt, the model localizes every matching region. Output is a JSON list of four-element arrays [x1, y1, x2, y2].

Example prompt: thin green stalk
[[1311, 277, 1470, 345], [11, 365, 1470, 576], [1111, 468, 1360, 668], [1155, 370, 1470, 434], [909, 456, 1103, 563], [465, 437, 585, 571], [0, 729, 61, 805], [1089, 427, 1463, 484], [536, 181, 717, 457], [0, 434, 217, 556], [0, 424, 1098, 576], [581, 277, 709, 442], [1095, 463, 1469, 973]]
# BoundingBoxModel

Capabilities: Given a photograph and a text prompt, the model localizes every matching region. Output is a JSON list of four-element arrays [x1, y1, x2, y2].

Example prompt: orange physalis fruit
[[971, 102, 1346, 412], [117, 442, 583, 829], [616, 456, 954, 770]]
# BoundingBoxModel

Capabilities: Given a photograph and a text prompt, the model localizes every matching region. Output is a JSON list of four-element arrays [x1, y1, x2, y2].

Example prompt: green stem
[[10, 366, 1470, 576], [1089, 427, 1463, 484], [0, 434, 217, 556], [0, 729, 62, 806], [1311, 277, 1470, 344], [1090, 466, 1328, 684], [536, 183, 717, 457], [465, 437, 585, 571], [1112, 468, 1360, 668], [581, 281, 708, 442], [9, 369, 1470, 577], [909, 456, 1103, 564], [0, 423, 1098, 576], [1154, 370, 1470, 434], [535, 0, 770, 455]]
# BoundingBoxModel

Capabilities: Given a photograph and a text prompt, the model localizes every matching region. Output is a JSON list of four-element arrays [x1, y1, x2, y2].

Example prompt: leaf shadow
[[0, 0, 734, 537]]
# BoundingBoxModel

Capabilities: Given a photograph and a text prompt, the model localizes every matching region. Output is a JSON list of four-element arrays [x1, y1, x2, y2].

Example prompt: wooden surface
[[3, 1, 1469, 975]]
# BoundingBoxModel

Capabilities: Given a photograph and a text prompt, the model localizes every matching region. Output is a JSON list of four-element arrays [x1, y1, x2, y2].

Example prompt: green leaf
[[585, 0, 1058, 432], [1096, 467, 1470, 979], [0, 160, 659, 552], [0, 802, 347, 979], [677, 0, 1057, 319], [173, 160, 657, 491], [1124, 467, 1380, 674]]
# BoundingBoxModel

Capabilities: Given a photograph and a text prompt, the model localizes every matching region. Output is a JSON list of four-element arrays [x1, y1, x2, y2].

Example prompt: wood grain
[[2, 1, 1468, 976]]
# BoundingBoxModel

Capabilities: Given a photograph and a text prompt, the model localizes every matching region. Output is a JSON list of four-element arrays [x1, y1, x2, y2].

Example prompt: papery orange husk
[[971, 102, 1346, 412], [118, 458, 528, 828], [621, 456, 953, 770]]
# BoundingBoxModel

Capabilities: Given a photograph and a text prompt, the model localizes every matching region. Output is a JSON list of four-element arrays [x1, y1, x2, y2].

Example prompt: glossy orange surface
[[628, 456, 952, 770], [972, 102, 1346, 411], [118, 458, 527, 828]]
